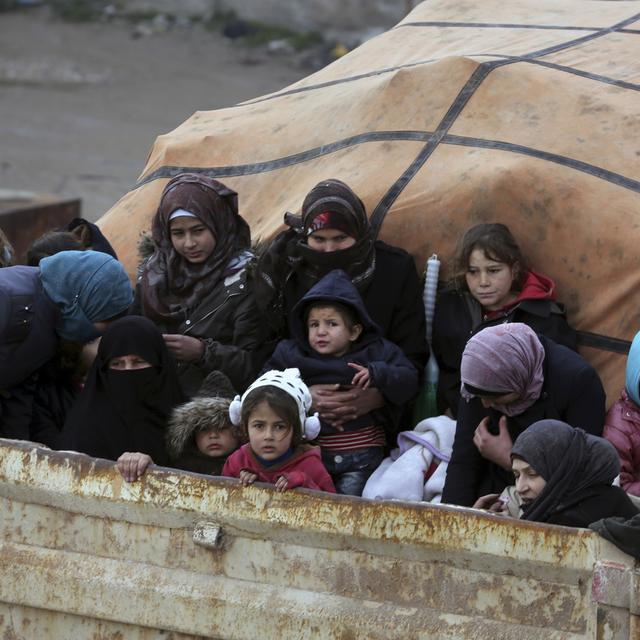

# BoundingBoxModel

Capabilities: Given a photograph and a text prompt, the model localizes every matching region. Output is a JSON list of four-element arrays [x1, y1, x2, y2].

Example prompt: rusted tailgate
[[0, 439, 637, 639]]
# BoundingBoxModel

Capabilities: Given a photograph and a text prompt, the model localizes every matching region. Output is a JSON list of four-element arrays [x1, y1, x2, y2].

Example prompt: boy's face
[[307, 306, 362, 358], [195, 427, 239, 458]]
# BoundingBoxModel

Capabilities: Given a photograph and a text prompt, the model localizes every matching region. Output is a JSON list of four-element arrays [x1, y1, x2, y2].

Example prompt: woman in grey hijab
[[509, 420, 638, 527]]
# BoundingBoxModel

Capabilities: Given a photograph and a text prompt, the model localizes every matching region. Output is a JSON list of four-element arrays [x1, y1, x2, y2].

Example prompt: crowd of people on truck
[[0, 175, 638, 554]]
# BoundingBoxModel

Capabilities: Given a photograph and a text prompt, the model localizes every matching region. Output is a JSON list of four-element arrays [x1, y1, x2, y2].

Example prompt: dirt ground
[[0, 9, 308, 222]]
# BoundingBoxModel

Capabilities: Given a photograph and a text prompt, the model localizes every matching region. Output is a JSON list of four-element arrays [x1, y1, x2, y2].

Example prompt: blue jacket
[[264, 270, 419, 436]]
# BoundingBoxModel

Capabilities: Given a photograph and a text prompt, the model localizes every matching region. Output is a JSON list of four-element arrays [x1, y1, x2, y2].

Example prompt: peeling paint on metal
[[0, 440, 637, 639]]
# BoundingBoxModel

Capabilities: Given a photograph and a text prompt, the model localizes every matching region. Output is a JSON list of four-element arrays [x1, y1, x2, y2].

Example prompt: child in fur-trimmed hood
[[117, 371, 243, 481], [166, 395, 243, 475]]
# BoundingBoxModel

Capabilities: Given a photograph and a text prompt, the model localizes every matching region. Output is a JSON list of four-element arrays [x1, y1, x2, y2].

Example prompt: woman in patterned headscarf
[[441, 323, 606, 508], [255, 178, 427, 438], [133, 173, 271, 397]]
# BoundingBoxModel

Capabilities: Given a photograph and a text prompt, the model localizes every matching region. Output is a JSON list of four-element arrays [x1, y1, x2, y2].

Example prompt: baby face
[[195, 427, 239, 458]]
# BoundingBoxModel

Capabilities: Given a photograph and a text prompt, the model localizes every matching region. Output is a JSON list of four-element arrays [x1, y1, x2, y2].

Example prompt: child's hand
[[275, 475, 289, 492], [348, 362, 371, 389], [116, 452, 153, 482], [239, 470, 258, 486]]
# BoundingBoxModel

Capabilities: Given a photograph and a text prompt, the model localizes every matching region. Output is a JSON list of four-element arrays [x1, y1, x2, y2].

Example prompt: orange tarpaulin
[[99, 0, 640, 404]]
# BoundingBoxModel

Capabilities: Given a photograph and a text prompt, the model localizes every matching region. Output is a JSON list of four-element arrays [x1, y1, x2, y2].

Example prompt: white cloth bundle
[[362, 415, 456, 503]]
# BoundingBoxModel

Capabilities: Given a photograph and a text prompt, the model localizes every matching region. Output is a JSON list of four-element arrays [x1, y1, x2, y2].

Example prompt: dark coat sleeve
[[512, 300, 578, 352], [0, 376, 38, 441], [196, 278, 275, 393], [367, 341, 419, 406], [29, 376, 77, 448], [432, 290, 472, 417], [363, 243, 428, 374], [442, 340, 606, 508], [548, 486, 639, 528], [261, 340, 296, 374], [441, 397, 490, 507], [561, 365, 606, 436], [545, 339, 606, 436]]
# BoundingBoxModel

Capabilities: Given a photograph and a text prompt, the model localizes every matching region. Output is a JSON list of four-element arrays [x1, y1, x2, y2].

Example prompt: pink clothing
[[460, 323, 545, 416], [222, 443, 336, 493], [604, 390, 640, 496]]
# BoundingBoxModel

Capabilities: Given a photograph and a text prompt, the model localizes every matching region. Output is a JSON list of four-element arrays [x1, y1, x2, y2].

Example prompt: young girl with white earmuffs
[[223, 368, 336, 493]]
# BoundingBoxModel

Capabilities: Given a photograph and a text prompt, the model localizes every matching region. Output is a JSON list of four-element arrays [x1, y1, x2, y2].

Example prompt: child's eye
[[274, 423, 289, 432], [488, 268, 502, 274]]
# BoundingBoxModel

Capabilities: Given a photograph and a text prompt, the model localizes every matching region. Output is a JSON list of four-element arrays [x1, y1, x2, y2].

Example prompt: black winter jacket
[[0, 266, 60, 440], [132, 259, 272, 397], [433, 289, 577, 417], [441, 337, 605, 507], [546, 485, 638, 528], [264, 269, 419, 437], [260, 240, 428, 375]]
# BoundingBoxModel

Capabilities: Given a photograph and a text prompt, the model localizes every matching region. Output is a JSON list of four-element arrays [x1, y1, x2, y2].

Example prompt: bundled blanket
[[362, 415, 455, 503]]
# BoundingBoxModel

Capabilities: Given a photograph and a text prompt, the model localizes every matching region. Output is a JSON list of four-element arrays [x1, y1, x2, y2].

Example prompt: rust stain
[[0, 439, 637, 638]]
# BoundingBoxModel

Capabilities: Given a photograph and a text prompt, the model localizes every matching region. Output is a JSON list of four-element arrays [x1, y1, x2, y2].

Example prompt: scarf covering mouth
[[512, 419, 620, 523], [60, 315, 185, 464], [460, 323, 545, 416], [140, 173, 251, 324], [289, 178, 375, 292]]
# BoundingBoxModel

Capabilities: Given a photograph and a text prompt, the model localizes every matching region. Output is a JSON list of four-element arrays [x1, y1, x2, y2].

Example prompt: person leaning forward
[[0, 250, 133, 440]]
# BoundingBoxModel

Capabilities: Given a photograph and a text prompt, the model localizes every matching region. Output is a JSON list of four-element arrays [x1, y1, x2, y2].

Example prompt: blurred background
[[0, 0, 414, 224]]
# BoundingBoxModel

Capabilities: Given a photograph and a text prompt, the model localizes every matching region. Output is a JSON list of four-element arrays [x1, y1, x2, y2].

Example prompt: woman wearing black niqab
[[60, 316, 184, 464]]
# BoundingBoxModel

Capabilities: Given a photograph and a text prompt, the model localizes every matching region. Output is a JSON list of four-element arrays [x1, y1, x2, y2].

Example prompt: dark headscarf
[[290, 179, 375, 291], [512, 419, 621, 523], [254, 179, 376, 334], [140, 174, 251, 324], [285, 179, 375, 290], [60, 316, 185, 464]]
